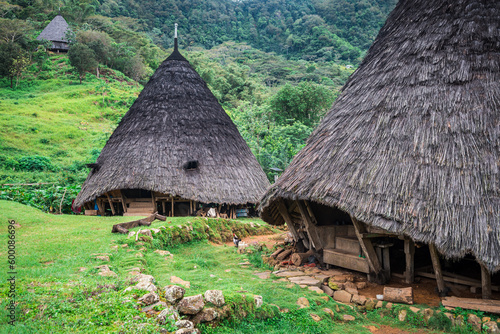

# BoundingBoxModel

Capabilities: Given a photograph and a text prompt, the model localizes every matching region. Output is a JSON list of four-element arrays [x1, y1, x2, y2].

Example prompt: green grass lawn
[[0, 200, 451, 333]]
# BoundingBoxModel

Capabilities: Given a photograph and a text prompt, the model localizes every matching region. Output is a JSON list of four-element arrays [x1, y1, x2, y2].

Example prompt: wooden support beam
[[119, 190, 127, 213], [277, 199, 299, 241], [162, 201, 166, 215], [442, 296, 500, 314], [297, 201, 323, 250], [151, 192, 156, 212], [351, 216, 383, 275], [105, 193, 116, 215], [481, 264, 492, 300], [171, 197, 174, 217], [404, 238, 415, 284], [429, 243, 446, 296], [96, 198, 105, 216], [383, 248, 391, 276]]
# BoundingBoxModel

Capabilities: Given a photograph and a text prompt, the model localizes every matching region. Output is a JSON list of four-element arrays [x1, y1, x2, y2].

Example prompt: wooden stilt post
[[429, 243, 446, 296], [96, 198, 105, 216], [297, 201, 323, 250], [351, 216, 384, 281], [171, 197, 174, 217], [119, 190, 127, 213], [162, 201, 166, 215], [151, 192, 156, 212], [481, 263, 492, 300], [277, 199, 299, 241], [105, 193, 116, 215], [404, 238, 415, 284]]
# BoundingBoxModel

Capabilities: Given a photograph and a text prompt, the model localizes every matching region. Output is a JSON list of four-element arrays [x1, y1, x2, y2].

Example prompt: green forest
[[0, 0, 396, 213]]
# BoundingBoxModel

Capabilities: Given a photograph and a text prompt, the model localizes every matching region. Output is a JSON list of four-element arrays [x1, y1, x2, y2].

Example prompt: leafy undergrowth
[[0, 200, 453, 333], [127, 217, 275, 250]]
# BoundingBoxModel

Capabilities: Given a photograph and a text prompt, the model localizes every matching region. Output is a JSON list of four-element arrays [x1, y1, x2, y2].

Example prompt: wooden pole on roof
[[429, 243, 446, 295], [481, 264, 492, 299]]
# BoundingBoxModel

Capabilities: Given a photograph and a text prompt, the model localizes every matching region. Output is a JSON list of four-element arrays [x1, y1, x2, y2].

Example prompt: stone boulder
[[254, 295, 263, 308], [177, 294, 205, 315], [204, 290, 225, 307], [157, 306, 180, 324], [484, 321, 500, 334], [131, 274, 155, 284], [297, 297, 310, 308], [175, 329, 200, 334], [468, 314, 482, 332], [192, 308, 218, 324], [333, 290, 352, 303], [138, 292, 159, 306], [175, 320, 194, 329], [165, 285, 186, 304]]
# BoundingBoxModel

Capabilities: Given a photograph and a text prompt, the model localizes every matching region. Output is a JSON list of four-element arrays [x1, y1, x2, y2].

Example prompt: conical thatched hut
[[74, 32, 270, 217], [36, 14, 71, 52], [260, 0, 499, 296]]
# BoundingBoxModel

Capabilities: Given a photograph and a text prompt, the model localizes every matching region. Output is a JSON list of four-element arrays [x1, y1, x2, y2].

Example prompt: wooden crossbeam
[[277, 199, 299, 241], [105, 193, 116, 215], [297, 200, 323, 250], [351, 216, 382, 275]]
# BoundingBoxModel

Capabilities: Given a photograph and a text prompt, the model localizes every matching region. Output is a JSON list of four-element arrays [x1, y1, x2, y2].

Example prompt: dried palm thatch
[[36, 14, 70, 51], [74, 44, 270, 208], [260, 0, 500, 272]]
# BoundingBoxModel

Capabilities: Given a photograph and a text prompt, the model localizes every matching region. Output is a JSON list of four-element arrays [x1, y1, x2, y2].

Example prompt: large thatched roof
[[260, 0, 500, 272], [36, 14, 70, 43], [74, 46, 270, 207]]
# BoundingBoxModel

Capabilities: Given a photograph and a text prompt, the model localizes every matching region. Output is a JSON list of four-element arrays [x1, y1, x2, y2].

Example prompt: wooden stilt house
[[36, 14, 71, 52], [73, 28, 270, 217], [260, 0, 500, 298]]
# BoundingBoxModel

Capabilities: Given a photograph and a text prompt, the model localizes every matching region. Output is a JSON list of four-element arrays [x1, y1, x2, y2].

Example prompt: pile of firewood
[[265, 246, 319, 267]]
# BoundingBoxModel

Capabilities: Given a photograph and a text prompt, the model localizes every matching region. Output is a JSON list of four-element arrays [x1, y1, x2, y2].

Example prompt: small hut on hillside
[[73, 30, 270, 217], [36, 14, 71, 52], [260, 0, 500, 298]]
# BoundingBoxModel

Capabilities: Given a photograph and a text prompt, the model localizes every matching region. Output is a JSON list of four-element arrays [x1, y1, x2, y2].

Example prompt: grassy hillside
[[0, 43, 355, 214], [0, 54, 141, 172]]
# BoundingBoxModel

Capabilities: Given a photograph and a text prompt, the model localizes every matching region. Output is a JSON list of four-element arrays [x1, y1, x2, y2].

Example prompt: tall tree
[[68, 43, 97, 83]]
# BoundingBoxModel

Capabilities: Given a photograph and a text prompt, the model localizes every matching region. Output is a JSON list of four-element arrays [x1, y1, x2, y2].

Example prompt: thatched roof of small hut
[[36, 14, 70, 43], [260, 0, 500, 272], [74, 44, 270, 207]]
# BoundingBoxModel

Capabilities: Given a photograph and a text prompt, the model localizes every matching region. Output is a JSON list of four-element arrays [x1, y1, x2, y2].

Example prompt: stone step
[[323, 248, 370, 274], [335, 236, 361, 255]]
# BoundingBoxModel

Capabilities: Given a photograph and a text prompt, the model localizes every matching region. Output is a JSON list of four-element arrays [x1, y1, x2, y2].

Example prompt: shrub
[[0, 155, 19, 170], [18, 155, 53, 171]]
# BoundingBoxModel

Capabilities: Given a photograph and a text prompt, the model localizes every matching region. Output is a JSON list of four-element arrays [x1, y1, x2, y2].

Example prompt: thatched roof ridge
[[260, 0, 500, 272], [74, 49, 270, 207], [36, 14, 70, 43]]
